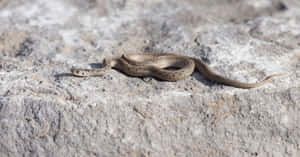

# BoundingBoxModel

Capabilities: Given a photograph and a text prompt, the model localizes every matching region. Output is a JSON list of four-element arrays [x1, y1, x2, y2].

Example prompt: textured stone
[[0, 0, 299, 157]]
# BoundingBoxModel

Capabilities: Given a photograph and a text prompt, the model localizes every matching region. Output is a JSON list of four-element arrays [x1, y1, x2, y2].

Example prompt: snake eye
[[71, 69, 82, 76]]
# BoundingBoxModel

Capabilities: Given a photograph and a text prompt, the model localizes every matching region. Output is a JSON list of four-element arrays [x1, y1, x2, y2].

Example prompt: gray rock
[[0, 0, 299, 156]]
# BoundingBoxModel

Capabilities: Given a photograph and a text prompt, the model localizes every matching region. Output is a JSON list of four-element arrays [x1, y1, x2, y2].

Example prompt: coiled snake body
[[71, 53, 284, 89]]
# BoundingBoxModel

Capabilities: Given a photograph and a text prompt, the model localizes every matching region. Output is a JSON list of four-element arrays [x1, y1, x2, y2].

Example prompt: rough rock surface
[[0, 0, 299, 156]]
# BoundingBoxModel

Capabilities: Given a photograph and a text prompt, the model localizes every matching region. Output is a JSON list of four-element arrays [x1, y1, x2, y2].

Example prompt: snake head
[[71, 68, 90, 77]]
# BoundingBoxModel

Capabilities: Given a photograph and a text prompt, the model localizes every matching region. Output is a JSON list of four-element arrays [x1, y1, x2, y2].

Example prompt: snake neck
[[103, 57, 119, 68]]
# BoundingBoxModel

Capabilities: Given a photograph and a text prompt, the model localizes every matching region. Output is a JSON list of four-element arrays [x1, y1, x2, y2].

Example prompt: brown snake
[[71, 53, 285, 89]]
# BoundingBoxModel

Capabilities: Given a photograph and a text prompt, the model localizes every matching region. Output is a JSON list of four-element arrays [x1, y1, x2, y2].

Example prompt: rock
[[0, 0, 299, 156]]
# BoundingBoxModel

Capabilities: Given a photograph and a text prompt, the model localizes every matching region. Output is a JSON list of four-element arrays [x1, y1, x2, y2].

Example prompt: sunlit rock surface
[[0, 0, 299, 156]]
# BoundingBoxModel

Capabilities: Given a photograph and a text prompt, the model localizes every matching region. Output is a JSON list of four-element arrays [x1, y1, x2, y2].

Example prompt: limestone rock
[[0, 0, 299, 156]]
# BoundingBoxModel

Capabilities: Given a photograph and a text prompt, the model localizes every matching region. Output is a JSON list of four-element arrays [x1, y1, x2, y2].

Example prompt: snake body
[[71, 53, 284, 89]]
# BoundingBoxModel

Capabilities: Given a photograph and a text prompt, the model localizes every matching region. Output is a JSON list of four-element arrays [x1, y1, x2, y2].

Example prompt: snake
[[71, 53, 285, 89]]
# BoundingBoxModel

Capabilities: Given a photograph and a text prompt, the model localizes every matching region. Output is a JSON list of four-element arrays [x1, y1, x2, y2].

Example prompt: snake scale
[[71, 53, 285, 89]]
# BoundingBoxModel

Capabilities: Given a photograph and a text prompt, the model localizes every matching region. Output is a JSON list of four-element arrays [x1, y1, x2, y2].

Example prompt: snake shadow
[[191, 72, 222, 88], [89, 63, 104, 69], [54, 73, 74, 81]]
